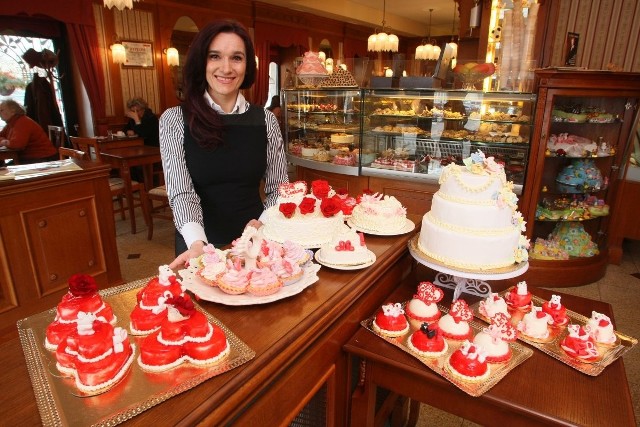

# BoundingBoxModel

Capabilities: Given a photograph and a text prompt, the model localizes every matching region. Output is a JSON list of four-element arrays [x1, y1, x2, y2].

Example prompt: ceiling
[[256, 0, 460, 38]]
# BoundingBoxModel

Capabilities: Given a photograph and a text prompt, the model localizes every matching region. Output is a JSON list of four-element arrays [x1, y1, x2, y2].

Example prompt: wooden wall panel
[[548, 0, 640, 72]]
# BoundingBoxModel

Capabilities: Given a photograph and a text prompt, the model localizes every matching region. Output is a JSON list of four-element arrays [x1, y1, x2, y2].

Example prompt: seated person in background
[[124, 97, 159, 147], [0, 100, 57, 164], [267, 95, 282, 123]]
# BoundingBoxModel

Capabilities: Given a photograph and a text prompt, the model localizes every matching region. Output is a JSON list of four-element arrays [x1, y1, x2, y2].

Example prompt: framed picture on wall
[[564, 32, 579, 66], [122, 41, 154, 68]]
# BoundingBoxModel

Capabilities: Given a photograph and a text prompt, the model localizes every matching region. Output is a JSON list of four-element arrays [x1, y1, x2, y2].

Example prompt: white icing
[[517, 307, 552, 339], [438, 313, 470, 336], [406, 299, 439, 318], [263, 203, 344, 247], [319, 226, 372, 265], [350, 193, 407, 233], [473, 329, 509, 358]]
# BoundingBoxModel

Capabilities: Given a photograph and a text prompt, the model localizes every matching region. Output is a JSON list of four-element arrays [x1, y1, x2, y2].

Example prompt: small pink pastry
[[438, 299, 473, 340], [217, 259, 250, 295], [247, 267, 283, 296], [505, 281, 532, 310], [405, 281, 443, 322], [541, 294, 569, 327]]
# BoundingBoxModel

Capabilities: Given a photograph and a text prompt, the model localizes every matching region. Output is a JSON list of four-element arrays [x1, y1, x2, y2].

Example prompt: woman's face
[[205, 32, 247, 110], [0, 104, 14, 122]]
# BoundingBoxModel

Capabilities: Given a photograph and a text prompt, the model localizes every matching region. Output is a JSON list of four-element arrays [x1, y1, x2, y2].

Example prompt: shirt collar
[[203, 91, 248, 114]]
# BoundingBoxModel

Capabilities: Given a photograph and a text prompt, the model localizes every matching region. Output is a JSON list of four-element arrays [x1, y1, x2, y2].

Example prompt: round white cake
[[330, 133, 354, 144], [318, 226, 373, 266], [417, 151, 529, 270], [350, 193, 407, 233]]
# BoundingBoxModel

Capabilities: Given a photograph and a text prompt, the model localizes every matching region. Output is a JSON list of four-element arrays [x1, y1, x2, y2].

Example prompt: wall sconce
[[165, 47, 179, 67], [110, 43, 126, 64], [255, 55, 259, 70]]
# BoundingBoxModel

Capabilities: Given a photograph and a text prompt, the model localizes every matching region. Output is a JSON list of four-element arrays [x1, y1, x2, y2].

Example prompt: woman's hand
[[168, 240, 207, 270], [246, 219, 263, 230]]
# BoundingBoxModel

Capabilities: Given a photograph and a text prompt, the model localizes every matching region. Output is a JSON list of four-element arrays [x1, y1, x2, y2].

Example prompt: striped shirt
[[159, 92, 289, 248]]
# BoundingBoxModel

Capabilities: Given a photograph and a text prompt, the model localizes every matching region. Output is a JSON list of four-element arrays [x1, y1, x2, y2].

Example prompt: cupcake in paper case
[[247, 267, 283, 296], [217, 259, 250, 295], [283, 240, 311, 266], [270, 257, 304, 286]]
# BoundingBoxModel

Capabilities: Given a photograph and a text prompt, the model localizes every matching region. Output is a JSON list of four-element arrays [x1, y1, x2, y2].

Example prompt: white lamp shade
[[110, 43, 126, 64], [318, 51, 326, 63], [415, 45, 425, 60], [104, 0, 134, 10], [166, 47, 179, 67], [388, 34, 399, 52], [375, 32, 388, 52], [368, 34, 377, 51], [432, 45, 441, 60], [325, 58, 334, 74], [385, 68, 393, 77], [448, 42, 458, 58]]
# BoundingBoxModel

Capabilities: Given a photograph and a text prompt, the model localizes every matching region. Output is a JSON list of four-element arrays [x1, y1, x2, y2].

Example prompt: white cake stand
[[408, 236, 528, 301]]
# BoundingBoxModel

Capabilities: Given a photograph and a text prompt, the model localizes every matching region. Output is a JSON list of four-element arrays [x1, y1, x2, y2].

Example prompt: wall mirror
[[170, 16, 198, 100]]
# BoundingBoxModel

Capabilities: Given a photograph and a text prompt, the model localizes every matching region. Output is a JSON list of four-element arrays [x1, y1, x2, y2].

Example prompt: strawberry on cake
[[541, 294, 569, 327], [478, 293, 511, 320], [407, 322, 448, 358], [372, 302, 410, 337], [505, 281, 532, 310], [438, 299, 473, 340], [55, 312, 135, 393], [405, 281, 443, 323], [446, 340, 491, 382], [472, 313, 517, 363], [45, 274, 116, 350], [586, 311, 617, 348], [517, 305, 553, 342], [130, 265, 186, 335], [138, 295, 230, 372], [560, 324, 600, 362]]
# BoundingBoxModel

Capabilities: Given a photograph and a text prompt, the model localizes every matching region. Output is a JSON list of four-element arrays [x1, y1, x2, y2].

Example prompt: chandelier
[[415, 9, 441, 61], [104, 0, 139, 11], [367, 0, 399, 53]]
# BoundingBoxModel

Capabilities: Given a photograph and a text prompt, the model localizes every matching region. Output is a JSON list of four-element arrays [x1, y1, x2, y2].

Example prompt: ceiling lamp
[[446, 3, 459, 67], [110, 43, 126, 64], [415, 9, 441, 61], [368, 0, 399, 52], [104, 0, 139, 11]]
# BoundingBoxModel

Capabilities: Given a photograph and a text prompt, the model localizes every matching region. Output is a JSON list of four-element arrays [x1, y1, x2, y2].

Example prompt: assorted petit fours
[[517, 305, 553, 342], [560, 324, 600, 362], [372, 302, 410, 337], [541, 294, 569, 327], [505, 281, 532, 310], [438, 299, 473, 340], [586, 311, 617, 348], [445, 340, 491, 382], [472, 313, 517, 363], [130, 265, 186, 335], [138, 295, 230, 372], [405, 281, 444, 323], [197, 244, 227, 286], [407, 322, 448, 358], [246, 267, 283, 296], [217, 259, 250, 295], [55, 312, 135, 393], [45, 273, 116, 350], [478, 292, 511, 320]]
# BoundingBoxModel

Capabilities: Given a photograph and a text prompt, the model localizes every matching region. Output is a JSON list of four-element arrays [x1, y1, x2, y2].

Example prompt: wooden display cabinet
[[520, 69, 640, 287]]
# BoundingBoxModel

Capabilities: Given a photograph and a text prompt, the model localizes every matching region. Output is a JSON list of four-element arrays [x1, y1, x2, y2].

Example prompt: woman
[[124, 97, 159, 147], [0, 100, 57, 164], [160, 20, 289, 269]]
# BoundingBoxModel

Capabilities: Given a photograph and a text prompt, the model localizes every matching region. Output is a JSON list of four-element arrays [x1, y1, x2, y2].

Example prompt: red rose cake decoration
[[438, 299, 473, 340], [372, 302, 410, 337], [45, 274, 116, 350], [405, 281, 443, 322], [55, 312, 135, 393], [130, 265, 187, 335], [138, 295, 230, 371]]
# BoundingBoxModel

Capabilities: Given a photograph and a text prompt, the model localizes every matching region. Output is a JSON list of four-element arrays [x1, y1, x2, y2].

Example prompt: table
[[0, 222, 418, 426], [0, 147, 20, 164], [344, 268, 637, 427], [100, 145, 161, 234], [97, 136, 144, 150]]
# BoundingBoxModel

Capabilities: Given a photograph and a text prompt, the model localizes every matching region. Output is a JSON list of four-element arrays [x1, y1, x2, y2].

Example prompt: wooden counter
[[0, 219, 418, 426], [0, 160, 123, 331]]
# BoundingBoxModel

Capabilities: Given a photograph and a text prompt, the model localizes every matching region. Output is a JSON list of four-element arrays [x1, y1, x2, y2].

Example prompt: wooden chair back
[[69, 136, 102, 161], [48, 125, 65, 148], [58, 147, 87, 160]]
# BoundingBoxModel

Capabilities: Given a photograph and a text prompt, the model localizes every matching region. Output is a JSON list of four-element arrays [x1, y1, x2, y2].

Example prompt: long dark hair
[[182, 20, 257, 148]]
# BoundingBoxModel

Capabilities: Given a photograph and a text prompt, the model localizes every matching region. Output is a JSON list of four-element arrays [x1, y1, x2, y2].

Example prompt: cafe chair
[[58, 146, 87, 160], [69, 136, 151, 232], [48, 125, 65, 148], [146, 184, 172, 240]]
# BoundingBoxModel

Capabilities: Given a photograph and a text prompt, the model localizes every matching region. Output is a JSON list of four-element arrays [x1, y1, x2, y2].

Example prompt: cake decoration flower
[[279, 202, 297, 218], [298, 197, 316, 214], [381, 302, 405, 317], [320, 197, 340, 217], [311, 180, 331, 199], [69, 274, 98, 297]]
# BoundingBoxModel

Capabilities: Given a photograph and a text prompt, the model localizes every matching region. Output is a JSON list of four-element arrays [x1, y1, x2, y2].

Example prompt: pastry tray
[[362, 303, 533, 397], [17, 278, 255, 427], [470, 287, 637, 376]]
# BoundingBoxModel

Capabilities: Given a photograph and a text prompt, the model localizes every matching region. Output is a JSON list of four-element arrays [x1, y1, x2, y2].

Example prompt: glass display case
[[283, 88, 536, 190], [282, 88, 363, 176], [521, 69, 640, 286], [360, 89, 536, 192]]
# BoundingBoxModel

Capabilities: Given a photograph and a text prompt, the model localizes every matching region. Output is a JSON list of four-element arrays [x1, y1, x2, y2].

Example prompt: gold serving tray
[[17, 278, 255, 427], [362, 303, 533, 397], [470, 287, 637, 376]]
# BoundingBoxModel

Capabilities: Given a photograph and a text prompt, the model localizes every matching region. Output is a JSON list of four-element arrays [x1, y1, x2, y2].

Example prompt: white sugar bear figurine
[[586, 311, 616, 344], [548, 294, 562, 308]]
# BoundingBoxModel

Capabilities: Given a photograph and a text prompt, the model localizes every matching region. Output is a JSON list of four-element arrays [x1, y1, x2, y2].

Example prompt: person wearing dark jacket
[[124, 98, 159, 147]]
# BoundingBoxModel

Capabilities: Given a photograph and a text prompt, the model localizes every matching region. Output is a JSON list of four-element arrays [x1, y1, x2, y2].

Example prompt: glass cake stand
[[408, 236, 529, 301]]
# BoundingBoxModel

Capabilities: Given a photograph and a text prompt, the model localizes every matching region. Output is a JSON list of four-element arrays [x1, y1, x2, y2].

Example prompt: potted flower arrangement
[[0, 71, 26, 96]]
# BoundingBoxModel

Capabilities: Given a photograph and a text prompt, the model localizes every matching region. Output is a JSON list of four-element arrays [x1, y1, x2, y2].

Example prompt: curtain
[[254, 40, 270, 107]]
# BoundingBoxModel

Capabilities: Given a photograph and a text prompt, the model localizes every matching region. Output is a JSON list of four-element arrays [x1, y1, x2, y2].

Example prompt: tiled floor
[[115, 213, 640, 426]]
